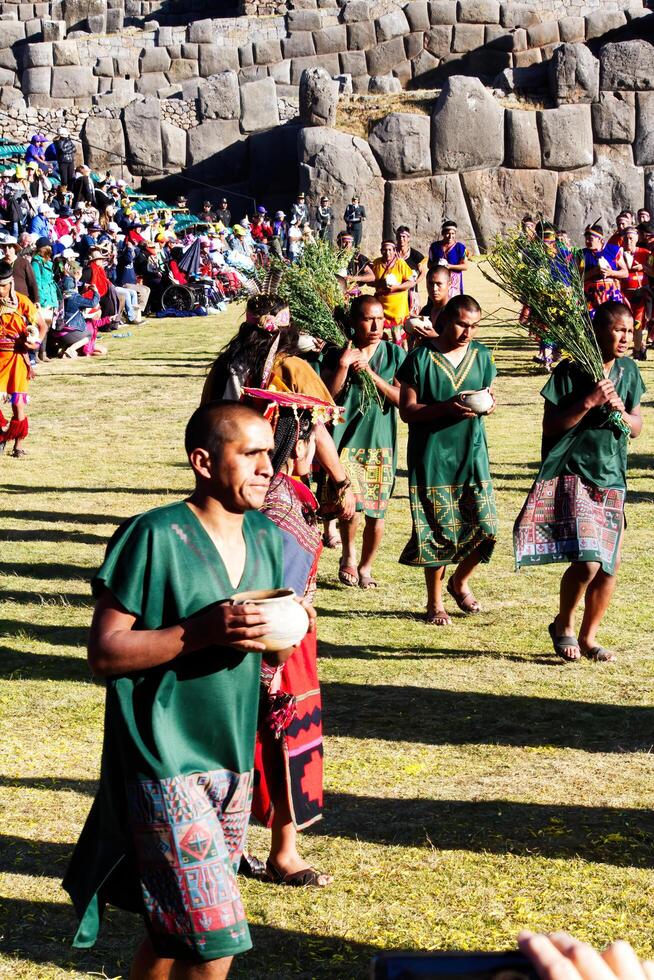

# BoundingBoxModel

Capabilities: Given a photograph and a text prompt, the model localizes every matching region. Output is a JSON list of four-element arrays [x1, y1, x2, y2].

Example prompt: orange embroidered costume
[[0, 288, 37, 449]]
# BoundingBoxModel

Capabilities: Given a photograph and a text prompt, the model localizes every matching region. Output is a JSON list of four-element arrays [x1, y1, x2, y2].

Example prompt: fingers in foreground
[[547, 932, 620, 980], [518, 931, 600, 980], [602, 941, 650, 980]]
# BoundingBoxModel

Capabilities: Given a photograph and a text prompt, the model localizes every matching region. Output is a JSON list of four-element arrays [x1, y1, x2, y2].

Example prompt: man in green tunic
[[322, 295, 405, 589], [514, 302, 644, 663], [63, 402, 311, 978]]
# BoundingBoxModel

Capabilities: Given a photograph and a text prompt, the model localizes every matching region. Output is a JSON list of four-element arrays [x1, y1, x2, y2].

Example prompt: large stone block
[[0, 22, 26, 45], [166, 59, 199, 83], [600, 40, 654, 92], [298, 125, 384, 249], [287, 8, 322, 30], [369, 73, 402, 93], [199, 70, 239, 120], [198, 44, 239, 77], [548, 42, 599, 106], [425, 25, 451, 58], [555, 148, 644, 242], [161, 121, 186, 168], [431, 75, 504, 173], [53, 41, 79, 66], [105, 8, 123, 32], [282, 32, 316, 58], [61, 0, 104, 28], [505, 108, 541, 168], [411, 48, 440, 83], [249, 122, 302, 196], [82, 114, 125, 171], [42, 20, 66, 41], [94, 57, 114, 77], [140, 47, 171, 73], [239, 65, 269, 83], [352, 74, 370, 93], [384, 173, 477, 249], [346, 20, 376, 49], [592, 91, 636, 143], [369, 112, 431, 179], [51, 64, 97, 98], [526, 20, 558, 48], [635, 92, 654, 166], [558, 16, 584, 42], [254, 38, 282, 64], [340, 0, 373, 22], [21, 66, 51, 94], [239, 43, 254, 67], [539, 104, 593, 170], [340, 49, 367, 75], [461, 167, 557, 250], [375, 8, 410, 41], [240, 75, 280, 133], [270, 60, 291, 84], [404, 32, 424, 59], [646, 169, 654, 218], [500, 3, 539, 28], [457, 0, 499, 24], [313, 24, 347, 53], [187, 120, 245, 177], [291, 53, 339, 82], [404, 1, 429, 32], [123, 95, 163, 175], [115, 51, 140, 78], [585, 9, 626, 40], [451, 23, 484, 52], [0, 68, 15, 86], [299, 65, 339, 126], [135, 72, 169, 96], [366, 36, 406, 75], [20, 41, 53, 68], [187, 18, 212, 43], [428, 0, 456, 24]]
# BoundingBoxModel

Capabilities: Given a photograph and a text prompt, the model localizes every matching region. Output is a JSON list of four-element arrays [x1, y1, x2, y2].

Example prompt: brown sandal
[[425, 608, 452, 626], [266, 859, 332, 887], [338, 564, 359, 587], [446, 577, 481, 614]]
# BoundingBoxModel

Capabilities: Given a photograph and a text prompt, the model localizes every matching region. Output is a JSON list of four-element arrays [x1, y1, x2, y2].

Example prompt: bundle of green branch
[[261, 239, 381, 414], [481, 229, 630, 436]]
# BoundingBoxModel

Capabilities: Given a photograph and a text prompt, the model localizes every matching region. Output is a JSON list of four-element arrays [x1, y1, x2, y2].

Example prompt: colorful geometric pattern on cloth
[[400, 480, 498, 566], [127, 768, 253, 954], [514, 474, 625, 576], [341, 446, 395, 517]]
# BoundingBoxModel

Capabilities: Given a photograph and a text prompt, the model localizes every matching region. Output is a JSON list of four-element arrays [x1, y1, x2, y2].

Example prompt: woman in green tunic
[[62, 403, 310, 976], [514, 302, 644, 663], [322, 295, 406, 588], [398, 295, 498, 625]]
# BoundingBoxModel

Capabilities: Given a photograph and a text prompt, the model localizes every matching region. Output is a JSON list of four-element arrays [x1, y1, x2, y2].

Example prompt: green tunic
[[397, 339, 498, 567], [63, 501, 284, 963], [514, 358, 645, 575], [329, 341, 406, 518], [539, 358, 645, 489]]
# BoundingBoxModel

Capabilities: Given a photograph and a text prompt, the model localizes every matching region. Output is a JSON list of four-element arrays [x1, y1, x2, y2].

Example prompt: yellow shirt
[[371, 257, 414, 324]]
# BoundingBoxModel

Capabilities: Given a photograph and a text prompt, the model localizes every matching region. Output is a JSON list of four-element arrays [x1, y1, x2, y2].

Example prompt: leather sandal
[[266, 858, 333, 888], [446, 577, 481, 614]]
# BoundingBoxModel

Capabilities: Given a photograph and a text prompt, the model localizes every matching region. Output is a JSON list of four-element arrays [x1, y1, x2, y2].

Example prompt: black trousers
[[58, 160, 75, 189]]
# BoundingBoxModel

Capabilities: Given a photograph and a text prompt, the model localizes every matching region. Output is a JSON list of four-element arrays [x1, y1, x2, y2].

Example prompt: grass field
[[1, 265, 653, 979]]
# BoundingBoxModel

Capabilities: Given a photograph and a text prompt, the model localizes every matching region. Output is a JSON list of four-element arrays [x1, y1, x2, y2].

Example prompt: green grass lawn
[[1, 266, 653, 979]]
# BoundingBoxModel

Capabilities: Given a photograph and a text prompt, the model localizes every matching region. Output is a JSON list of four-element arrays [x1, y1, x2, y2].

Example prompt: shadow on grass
[[0, 528, 109, 545], [1, 589, 93, 608], [321, 793, 654, 868], [322, 682, 654, 754], [0, 775, 96, 794], [0, 645, 91, 681], [0, 620, 89, 645], [0, 561, 93, 581], [0, 897, 375, 979], [1, 484, 186, 496], [0, 509, 127, 526]]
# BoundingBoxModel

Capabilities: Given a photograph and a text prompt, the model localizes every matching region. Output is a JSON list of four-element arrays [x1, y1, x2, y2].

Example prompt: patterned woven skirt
[[514, 474, 625, 576]]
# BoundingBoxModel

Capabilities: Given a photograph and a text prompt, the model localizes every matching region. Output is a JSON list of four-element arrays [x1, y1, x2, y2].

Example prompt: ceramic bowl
[[459, 388, 494, 415], [404, 316, 432, 336], [231, 588, 309, 651]]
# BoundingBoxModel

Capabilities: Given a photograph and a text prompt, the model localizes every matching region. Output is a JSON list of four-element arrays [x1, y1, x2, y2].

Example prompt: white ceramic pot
[[231, 588, 309, 652], [459, 388, 494, 415], [405, 316, 431, 336], [385, 273, 399, 287]]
